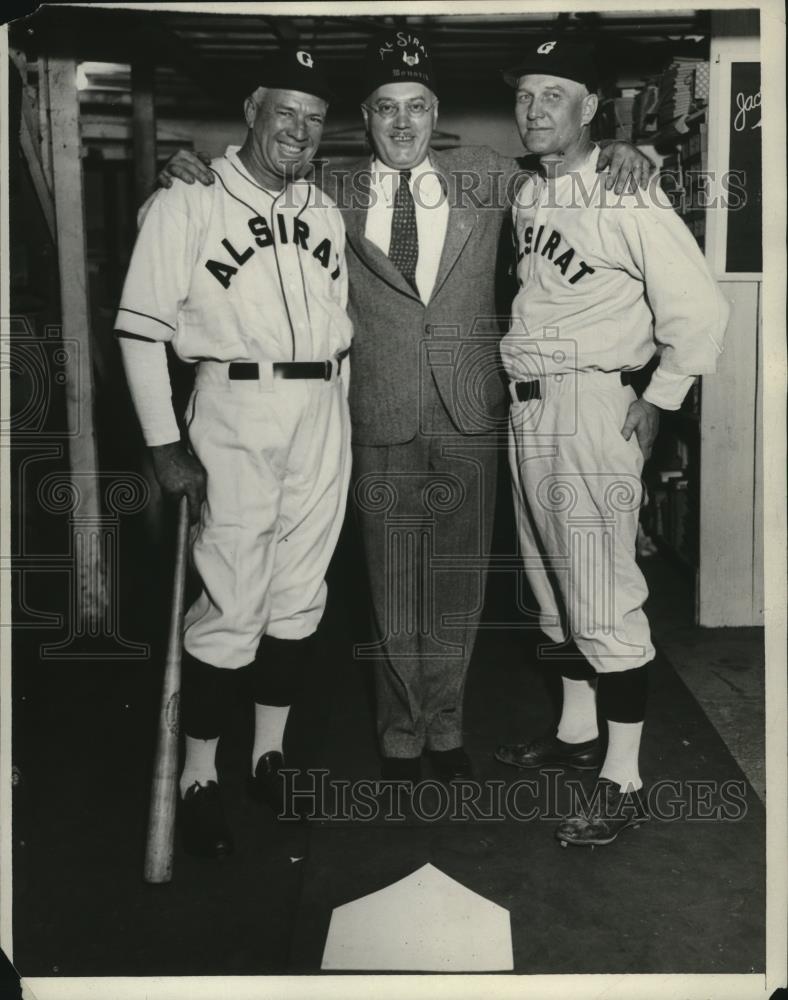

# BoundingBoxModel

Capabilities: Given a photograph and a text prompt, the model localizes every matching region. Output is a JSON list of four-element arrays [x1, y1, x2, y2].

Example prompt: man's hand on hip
[[158, 149, 214, 189], [149, 441, 207, 523], [621, 398, 660, 461]]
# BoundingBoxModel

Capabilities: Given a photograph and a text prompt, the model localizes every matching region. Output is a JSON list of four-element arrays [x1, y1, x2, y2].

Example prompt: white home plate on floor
[[320, 863, 513, 971]]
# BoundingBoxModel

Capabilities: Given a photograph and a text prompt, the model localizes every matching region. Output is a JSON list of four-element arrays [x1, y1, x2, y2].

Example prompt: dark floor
[[9, 495, 767, 979]]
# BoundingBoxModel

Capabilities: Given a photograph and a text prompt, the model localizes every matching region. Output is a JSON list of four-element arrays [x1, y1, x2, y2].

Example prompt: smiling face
[[362, 82, 437, 171], [515, 74, 597, 167], [241, 87, 327, 188]]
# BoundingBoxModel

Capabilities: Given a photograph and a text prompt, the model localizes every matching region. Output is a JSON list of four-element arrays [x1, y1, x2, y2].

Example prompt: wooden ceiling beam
[[267, 17, 300, 43], [132, 17, 247, 112]]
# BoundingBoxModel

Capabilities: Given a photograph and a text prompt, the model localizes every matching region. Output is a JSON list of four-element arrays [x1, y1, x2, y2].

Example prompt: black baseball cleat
[[495, 732, 602, 771], [556, 778, 650, 848], [428, 747, 475, 783], [380, 755, 422, 782], [180, 781, 234, 859]]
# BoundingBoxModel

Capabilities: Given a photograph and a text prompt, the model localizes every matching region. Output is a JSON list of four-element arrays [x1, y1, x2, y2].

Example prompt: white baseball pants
[[182, 363, 351, 669], [508, 371, 655, 673]]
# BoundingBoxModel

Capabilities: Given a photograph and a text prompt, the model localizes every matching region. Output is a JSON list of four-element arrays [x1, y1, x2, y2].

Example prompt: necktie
[[388, 170, 419, 291]]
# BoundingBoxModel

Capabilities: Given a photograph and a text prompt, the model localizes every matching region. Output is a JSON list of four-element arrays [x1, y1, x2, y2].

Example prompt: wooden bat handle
[[144, 496, 190, 884]]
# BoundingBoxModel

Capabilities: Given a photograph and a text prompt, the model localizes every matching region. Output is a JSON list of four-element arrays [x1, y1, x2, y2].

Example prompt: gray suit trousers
[[352, 376, 498, 757]]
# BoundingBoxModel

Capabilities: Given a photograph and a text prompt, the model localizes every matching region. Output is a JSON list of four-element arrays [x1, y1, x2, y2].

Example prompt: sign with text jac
[[726, 61, 762, 273]]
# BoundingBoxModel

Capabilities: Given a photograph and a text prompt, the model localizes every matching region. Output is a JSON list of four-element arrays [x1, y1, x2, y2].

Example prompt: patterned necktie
[[388, 170, 419, 291]]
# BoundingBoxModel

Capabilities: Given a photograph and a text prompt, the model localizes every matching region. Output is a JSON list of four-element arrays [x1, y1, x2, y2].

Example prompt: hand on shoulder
[[157, 149, 214, 190], [596, 141, 656, 194]]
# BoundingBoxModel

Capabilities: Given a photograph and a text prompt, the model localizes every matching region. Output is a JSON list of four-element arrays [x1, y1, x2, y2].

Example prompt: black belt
[[228, 359, 342, 381], [512, 370, 639, 402], [513, 380, 542, 402]]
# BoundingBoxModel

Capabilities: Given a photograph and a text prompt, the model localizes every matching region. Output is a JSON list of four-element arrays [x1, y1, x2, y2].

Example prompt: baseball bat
[[144, 495, 190, 884]]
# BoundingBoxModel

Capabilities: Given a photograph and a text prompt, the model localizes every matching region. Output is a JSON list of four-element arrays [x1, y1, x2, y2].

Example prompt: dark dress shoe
[[380, 756, 422, 782], [180, 781, 234, 859], [556, 779, 650, 847], [495, 733, 602, 770], [429, 747, 475, 782], [249, 750, 288, 816]]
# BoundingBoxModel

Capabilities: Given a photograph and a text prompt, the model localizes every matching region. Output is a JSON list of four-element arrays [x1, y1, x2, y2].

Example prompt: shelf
[[634, 109, 708, 149]]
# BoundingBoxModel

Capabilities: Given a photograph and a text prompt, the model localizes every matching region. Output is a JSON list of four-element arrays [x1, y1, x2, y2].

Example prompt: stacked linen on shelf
[[657, 56, 708, 133]]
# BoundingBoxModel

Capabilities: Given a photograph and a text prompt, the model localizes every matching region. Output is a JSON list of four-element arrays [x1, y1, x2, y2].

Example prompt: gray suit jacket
[[327, 146, 522, 446]]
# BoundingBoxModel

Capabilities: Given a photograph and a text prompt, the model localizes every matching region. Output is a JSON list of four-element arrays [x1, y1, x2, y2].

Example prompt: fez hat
[[362, 27, 437, 98]]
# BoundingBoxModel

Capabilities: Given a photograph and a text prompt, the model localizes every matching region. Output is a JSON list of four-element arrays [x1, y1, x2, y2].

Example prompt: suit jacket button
[[425, 324, 432, 334]]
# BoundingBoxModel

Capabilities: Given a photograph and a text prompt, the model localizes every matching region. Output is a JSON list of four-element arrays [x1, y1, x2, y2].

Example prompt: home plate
[[320, 863, 513, 971]]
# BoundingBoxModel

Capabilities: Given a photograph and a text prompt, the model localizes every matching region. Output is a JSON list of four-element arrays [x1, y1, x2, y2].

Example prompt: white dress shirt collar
[[364, 154, 450, 305], [369, 155, 443, 204]]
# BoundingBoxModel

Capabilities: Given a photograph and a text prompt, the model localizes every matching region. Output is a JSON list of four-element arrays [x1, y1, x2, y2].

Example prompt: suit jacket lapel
[[342, 158, 422, 301], [430, 149, 477, 301], [341, 152, 478, 303]]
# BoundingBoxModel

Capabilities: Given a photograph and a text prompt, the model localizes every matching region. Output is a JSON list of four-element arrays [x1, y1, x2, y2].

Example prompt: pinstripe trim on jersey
[[218, 162, 313, 211], [227, 155, 315, 208], [296, 252, 313, 350], [295, 197, 313, 353], [117, 307, 176, 331], [114, 331, 157, 343], [269, 187, 298, 360], [210, 168, 269, 218], [228, 158, 278, 198]]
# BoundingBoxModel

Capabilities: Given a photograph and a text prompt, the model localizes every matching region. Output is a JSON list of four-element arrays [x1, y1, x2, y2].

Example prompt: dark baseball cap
[[363, 27, 437, 99], [503, 38, 599, 92], [252, 45, 334, 102]]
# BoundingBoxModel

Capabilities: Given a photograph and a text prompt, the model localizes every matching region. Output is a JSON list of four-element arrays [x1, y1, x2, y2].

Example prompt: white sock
[[599, 720, 644, 791], [179, 736, 219, 798], [251, 704, 291, 774], [556, 678, 599, 744]]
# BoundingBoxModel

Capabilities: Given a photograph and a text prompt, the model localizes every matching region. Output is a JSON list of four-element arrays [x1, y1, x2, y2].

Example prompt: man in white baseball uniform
[[115, 48, 352, 857], [495, 39, 729, 846]]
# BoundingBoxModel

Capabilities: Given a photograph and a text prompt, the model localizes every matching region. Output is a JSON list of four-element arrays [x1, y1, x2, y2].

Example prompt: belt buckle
[[323, 360, 332, 381]]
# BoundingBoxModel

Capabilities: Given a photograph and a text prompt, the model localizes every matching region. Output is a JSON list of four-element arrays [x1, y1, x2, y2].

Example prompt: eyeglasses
[[362, 98, 438, 120]]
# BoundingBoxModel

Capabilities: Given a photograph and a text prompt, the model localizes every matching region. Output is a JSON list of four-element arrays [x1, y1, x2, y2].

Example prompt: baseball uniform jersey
[[502, 144, 728, 672], [115, 146, 353, 669]]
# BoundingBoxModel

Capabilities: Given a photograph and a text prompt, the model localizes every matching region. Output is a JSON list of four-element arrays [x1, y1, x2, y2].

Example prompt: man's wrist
[[149, 439, 184, 459], [642, 370, 695, 411]]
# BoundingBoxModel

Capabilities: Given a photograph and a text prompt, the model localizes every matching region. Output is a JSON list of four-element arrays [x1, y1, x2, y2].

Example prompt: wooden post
[[131, 58, 157, 205], [47, 56, 107, 623], [8, 50, 56, 243], [19, 96, 57, 244], [37, 55, 55, 193]]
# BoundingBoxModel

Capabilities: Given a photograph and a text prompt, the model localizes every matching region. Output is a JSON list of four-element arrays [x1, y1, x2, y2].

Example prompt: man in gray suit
[[159, 28, 651, 784]]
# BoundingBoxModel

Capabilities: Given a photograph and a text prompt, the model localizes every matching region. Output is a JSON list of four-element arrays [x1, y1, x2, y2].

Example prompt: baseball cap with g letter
[[250, 45, 334, 102], [503, 38, 599, 92]]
